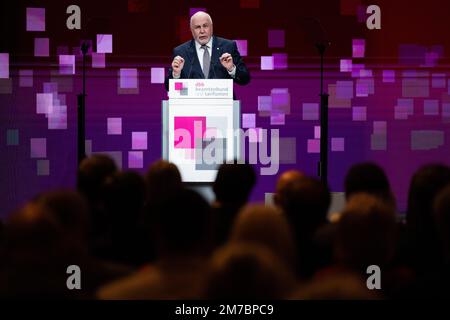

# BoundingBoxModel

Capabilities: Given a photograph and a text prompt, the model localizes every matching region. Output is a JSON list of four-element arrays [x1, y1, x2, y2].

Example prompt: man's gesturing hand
[[172, 56, 185, 77], [220, 53, 235, 72]]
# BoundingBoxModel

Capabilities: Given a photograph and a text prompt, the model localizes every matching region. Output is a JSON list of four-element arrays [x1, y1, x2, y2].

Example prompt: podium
[[162, 79, 241, 183]]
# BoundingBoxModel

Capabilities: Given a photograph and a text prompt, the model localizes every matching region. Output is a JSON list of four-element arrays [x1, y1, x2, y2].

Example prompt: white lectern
[[162, 79, 241, 183]]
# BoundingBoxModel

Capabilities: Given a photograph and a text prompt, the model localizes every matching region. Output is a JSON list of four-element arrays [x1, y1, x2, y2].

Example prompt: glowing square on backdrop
[[37, 159, 50, 176], [270, 113, 285, 125], [314, 126, 321, 139], [279, 137, 297, 164], [352, 106, 367, 121], [336, 81, 353, 99], [356, 79, 369, 97], [442, 103, 450, 120], [92, 53, 105, 68], [6, 129, 19, 146], [128, 151, 144, 169], [120, 68, 138, 89], [96, 34, 113, 53], [36, 93, 53, 114], [331, 138, 345, 152], [26, 8, 45, 32], [303, 103, 319, 120], [351, 64, 364, 78], [373, 121, 387, 134], [0, 79, 11, 94], [19, 70, 33, 87], [0, 53, 9, 79], [43, 82, 58, 93], [261, 56, 274, 70], [30, 138, 46, 158], [411, 131, 444, 150], [48, 105, 67, 130], [424, 52, 439, 67], [258, 96, 272, 114], [273, 53, 288, 70], [307, 139, 320, 153], [132, 132, 148, 150], [271, 88, 290, 114], [34, 38, 49, 57], [59, 55, 75, 75], [340, 59, 352, 72], [395, 98, 414, 120], [328, 84, 351, 109], [107, 117, 122, 135], [432, 74, 446, 88], [402, 70, 429, 97], [151, 68, 165, 84], [352, 39, 365, 58], [242, 113, 256, 128], [382, 70, 395, 83], [424, 100, 439, 116]]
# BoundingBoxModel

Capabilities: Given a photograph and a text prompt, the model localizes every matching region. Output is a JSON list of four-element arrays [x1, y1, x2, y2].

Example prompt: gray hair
[[190, 11, 213, 28]]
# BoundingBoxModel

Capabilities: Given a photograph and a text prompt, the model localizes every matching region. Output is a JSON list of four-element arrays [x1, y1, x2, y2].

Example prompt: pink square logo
[[175, 82, 183, 90]]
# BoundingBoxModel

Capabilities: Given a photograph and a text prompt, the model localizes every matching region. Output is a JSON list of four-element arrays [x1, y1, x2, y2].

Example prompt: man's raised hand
[[172, 56, 185, 77]]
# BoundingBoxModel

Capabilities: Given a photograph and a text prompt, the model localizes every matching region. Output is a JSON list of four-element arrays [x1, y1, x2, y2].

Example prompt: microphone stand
[[317, 43, 329, 187], [77, 42, 89, 165]]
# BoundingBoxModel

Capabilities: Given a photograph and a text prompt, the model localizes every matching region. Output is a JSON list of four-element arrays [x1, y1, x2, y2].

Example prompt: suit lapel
[[188, 40, 203, 78], [209, 36, 221, 79]]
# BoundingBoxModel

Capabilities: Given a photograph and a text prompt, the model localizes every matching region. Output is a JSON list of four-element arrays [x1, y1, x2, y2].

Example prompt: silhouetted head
[[5, 201, 63, 252], [278, 176, 331, 235], [154, 188, 211, 255], [213, 162, 256, 207], [230, 204, 297, 270], [434, 184, 450, 262], [407, 164, 450, 237], [335, 193, 397, 272], [2, 200, 82, 298], [273, 170, 305, 208], [145, 160, 182, 205], [345, 162, 395, 208], [205, 243, 295, 299], [34, 190, 90, 247], [102, 170, 146, 227], [77, 154, 118, 204]]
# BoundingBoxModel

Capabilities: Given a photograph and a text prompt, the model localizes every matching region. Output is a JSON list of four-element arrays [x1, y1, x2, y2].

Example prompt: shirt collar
[[195, 37, 213, 51]]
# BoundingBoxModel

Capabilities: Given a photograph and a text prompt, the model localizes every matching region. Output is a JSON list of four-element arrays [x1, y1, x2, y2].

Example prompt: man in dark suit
[[164, 11, 250, 91]]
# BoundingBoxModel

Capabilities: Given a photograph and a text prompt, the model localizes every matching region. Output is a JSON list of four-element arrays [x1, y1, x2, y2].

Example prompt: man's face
[[190, 14, 213, 45]]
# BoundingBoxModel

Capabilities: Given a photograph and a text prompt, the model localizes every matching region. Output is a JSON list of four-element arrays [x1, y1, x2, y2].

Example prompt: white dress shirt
[[195, 37, 213, 74], [173, 36, 236, 78]]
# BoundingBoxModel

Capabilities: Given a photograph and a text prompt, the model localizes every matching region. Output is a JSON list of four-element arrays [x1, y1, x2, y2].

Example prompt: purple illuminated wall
[[1, 0, 450, 217]]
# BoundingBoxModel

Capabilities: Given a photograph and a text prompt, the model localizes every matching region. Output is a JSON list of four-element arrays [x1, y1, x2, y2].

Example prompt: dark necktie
[[201, 45, 210, 79]]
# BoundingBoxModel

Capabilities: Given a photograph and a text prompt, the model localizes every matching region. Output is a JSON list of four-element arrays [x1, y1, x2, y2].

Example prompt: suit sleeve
[[164, 49, 176, 91], [230, 41, 250, 86], [164, 48, 186, 91]]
